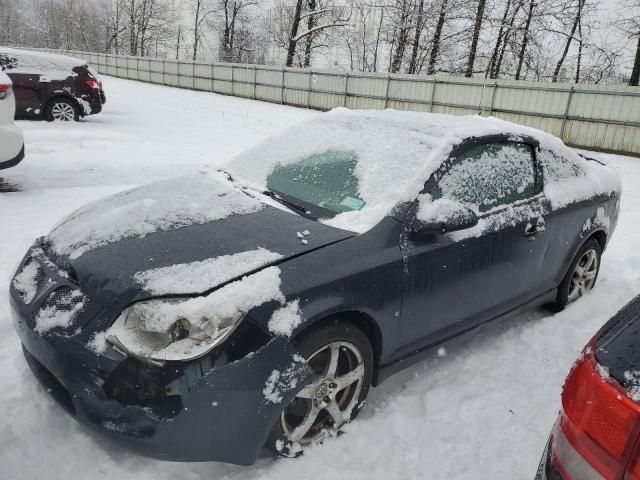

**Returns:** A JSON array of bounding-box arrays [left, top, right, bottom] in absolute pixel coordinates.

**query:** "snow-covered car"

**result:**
[[10, 110, 621, 465], [536, 294, 640, 480], [0, 70, 24, 170], [0, 47, 105, 122]]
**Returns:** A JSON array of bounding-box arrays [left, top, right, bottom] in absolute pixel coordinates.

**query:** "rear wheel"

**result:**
[[551, 238, 602, 311], [46, 98, 79, 122], [267, 320, 373, 457]]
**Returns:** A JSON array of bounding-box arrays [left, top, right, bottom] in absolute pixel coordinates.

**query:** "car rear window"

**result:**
[[596, 295, 640, 394]]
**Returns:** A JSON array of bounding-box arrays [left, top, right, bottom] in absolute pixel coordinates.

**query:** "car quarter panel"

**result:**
[[247, 217, 405, 365]]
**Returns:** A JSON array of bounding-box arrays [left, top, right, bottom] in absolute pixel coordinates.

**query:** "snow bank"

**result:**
[[134, 247, 283, 295], [227, 109, 619, 233], [47, 172, 264, 259]]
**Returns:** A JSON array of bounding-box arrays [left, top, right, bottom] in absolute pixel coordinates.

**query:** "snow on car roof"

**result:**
[[226, 108, 584, 233], [0, 47, 86, 77]]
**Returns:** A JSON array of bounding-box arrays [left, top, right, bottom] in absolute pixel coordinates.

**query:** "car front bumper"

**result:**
[[10, 247, 313, 465]]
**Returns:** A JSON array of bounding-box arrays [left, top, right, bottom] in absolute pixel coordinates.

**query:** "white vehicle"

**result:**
[[0, 70, 24, 170]]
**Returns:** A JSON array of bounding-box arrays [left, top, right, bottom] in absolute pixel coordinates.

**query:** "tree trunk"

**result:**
[[552, 0, 584, 83], [575, 12, 583, 83], [427, 0, 448, 75], [192, 0, 201, 61], [390, 0, 412, 73], [408, 0, 424, 74], [303, 0, 317, 68], [629, 34, 640, 86], [466, 0, 486, 77], [515, 0, 534, 80], [286, 0, 304, 67], [487, 0, 511, 78]]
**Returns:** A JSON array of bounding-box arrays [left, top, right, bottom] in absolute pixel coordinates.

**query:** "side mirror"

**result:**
[[411, 199, 479, 238]]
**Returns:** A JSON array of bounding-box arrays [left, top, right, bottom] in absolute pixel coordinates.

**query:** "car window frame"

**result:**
[[424, 134, 543, 217]]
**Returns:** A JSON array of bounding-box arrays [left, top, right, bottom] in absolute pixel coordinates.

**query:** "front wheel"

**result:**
[[46, 98, 79, 122], [266, 320, 373, 457], [550, 238, 602, 311]]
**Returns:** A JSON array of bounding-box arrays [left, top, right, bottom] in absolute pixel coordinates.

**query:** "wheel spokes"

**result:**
[[288, 405, 321, 442], [325, 344, 340, 377], [335, 363, 364, 392], [325, 400, 344, 426]]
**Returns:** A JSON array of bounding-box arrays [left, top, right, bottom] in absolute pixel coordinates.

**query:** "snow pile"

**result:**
[[48, 172, 264, 259], [87, 332, 108, 355], [34, 290, 85, 334], [268, 300, 303, 337], [12, 261, 40, 304], [263, 354, 306, 404], [0, 48, 84, 80], [624, 371, 640, 402], [227, 108, 617, 233], [134, 248, 283, 295]]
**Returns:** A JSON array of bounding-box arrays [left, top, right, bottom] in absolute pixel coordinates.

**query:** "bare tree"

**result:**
[[465, 0, 486, 77], [552, 0, 585, 82]]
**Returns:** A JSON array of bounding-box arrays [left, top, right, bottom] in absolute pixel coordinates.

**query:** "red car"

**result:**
[[0, 48, 105, 122], [537, 295, 640, 479]]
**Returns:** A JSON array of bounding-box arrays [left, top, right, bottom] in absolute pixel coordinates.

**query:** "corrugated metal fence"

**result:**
[[22, 48, 640, 156]]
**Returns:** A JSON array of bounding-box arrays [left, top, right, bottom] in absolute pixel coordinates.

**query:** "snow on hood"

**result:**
[[226, 108, 599, 233], [47, 172, 264, 259]]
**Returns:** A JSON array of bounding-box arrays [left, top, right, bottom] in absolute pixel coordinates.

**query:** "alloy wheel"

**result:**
[[280, 341, 365, 445], [51, 102, 76, 121], [568, 248, 599, 303]]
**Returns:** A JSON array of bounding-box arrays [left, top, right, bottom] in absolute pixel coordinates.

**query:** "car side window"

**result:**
[[0, 54, 17, 71], [431, 142, 537, 213]]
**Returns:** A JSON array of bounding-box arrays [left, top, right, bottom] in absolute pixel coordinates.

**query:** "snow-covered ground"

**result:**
[[1, 76, 639, 480]]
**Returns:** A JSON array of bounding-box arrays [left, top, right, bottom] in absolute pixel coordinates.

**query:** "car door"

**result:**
[[397, 136, 551, 353], [0, 53, 42, 116]]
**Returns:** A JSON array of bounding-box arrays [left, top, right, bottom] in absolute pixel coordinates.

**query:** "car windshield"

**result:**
[[265, 150, 366, 217]]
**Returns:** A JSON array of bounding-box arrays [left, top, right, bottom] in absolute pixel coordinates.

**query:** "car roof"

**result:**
[[227, 109, 575, 232], [0, 47, 86, 74]]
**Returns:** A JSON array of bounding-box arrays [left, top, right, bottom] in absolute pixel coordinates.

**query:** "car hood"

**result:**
[[44, 174, 354, 310]]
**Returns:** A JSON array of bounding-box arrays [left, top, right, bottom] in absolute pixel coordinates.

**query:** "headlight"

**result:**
[[106, 299, 244, 363]]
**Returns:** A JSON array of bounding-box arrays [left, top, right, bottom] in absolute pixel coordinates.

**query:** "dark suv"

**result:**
[[0, 48, 105, 122]]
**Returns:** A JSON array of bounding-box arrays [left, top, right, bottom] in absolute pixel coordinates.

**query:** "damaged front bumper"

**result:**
[[10, 248, 313, 465]]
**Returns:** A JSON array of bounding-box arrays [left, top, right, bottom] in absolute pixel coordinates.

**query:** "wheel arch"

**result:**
[[589, 229, 607, 251], [292, 309, 384, 386], [44, 93, 82, 117]]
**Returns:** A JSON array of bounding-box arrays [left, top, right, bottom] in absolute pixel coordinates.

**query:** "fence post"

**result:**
[[281, 68, 286, 105], [429, 79, 437, 112], [253, 65, 258, 100], [192, 61, 196, 90], [162, 59, 166, 86], [560, 86, 575, 141], [231, 65, 235, 96], [343, 72, 350, 108], [489, 82, 499, 116], [307, 70, 313, 109], [211, 64, 215, 93], [384, 74, 391, 109]]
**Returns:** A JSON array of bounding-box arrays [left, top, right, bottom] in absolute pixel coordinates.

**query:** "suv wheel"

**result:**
[[46, 98, 79, 122], [266, 320, 373, 458]]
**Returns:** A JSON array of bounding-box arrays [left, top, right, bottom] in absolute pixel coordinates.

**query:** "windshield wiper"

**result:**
[[263, 190, 315, 217]]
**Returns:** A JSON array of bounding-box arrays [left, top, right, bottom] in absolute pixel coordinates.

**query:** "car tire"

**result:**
[[45, 98, 79, 122], [550, 238, 602, 312], [266, 320, 374, 458]]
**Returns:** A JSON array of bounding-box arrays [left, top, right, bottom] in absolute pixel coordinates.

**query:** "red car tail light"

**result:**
[[551, 347, 640, 479], [0, 82, 12, 99], [86, 79, 102, 90]]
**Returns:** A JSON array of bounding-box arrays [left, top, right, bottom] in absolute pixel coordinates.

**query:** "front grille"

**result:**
[[33, 287, 89, 334]]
